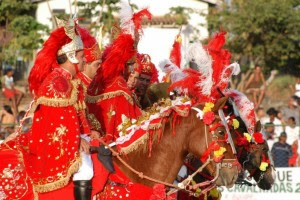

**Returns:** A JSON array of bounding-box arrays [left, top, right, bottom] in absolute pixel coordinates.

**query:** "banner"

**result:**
[[220, 167, 300, 200]]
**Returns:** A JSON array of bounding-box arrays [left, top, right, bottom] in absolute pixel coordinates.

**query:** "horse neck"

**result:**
[[114, 112, 196, 187], [186, 111, 208, 159]]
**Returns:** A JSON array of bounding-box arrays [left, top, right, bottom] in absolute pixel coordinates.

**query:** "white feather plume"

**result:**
[[158, 59, 186, 83], [224, 89, 255, 133], [218, 62, 241, 89], [185, 43, 213, 95], [119, 1, 134, 37], [158, 59, 173, 72]]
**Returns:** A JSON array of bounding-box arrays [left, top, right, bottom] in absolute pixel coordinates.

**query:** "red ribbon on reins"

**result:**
[[200, 141, 216, 163]]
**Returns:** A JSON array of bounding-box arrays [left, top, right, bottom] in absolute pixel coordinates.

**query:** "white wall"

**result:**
[[130, 0, 210, 39]]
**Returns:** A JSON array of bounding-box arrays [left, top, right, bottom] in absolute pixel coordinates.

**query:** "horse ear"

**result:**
[[255, 121, 262, 132], [213, 96, 229, 112]]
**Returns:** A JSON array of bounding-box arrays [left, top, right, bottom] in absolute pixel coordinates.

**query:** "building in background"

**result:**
[[32, 0, 219, 78]]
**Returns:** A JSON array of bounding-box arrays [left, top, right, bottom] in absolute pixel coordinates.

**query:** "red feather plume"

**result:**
[[169, 34, 182, 68], [28, 27, 71, 95], [88, 33, 136, 95], [132, 8, 152, 33], [206, 32, 231, 99], [77, 26, 96, 48]]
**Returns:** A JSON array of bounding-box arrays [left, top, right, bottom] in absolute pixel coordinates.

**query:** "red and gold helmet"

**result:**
[[29, 17, 84, 94], [77, 26, 101, 63], [135, 54, 158, 83]]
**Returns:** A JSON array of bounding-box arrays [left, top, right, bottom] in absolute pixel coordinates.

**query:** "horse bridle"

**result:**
[[227, 99, 275, 184], [174, 106, 240, 197]]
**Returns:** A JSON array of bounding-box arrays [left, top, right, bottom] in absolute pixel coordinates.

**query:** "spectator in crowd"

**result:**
[[0, 105, 15, 130], [16, 110, 26, 124], [245, 65, 266, 110], [293, 77, 300, 98], [261, 107, 283, 137], [1, 68, 24, 115], [285, 116, 300, 145], [256, 107, 266, 121], [0, 131, 5, 144], [271, 132, 292, 168], [264, 122, 276, 149], [281, 96, 299, 125], [289, 140, 298, 167], [276, 110, 284, 123]]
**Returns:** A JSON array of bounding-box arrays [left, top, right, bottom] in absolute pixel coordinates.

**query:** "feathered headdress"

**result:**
[[88, 1, 152, 95], [169, 33, 182, 68], [169, 32, 240, 103], [224, 89, 256, 134], [78, 26, 101, 63], [29, 17, 83, 95]]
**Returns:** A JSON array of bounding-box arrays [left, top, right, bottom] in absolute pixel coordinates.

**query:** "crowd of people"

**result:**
[[256, 95, 300, 167]]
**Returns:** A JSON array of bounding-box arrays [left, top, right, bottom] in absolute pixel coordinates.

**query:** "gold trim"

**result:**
[[86, 90, 134, 105], [120, 132, 149, 155], [33, 156, 82, 193], [87, 113, 102, 131], [35, 80, 80, 108]]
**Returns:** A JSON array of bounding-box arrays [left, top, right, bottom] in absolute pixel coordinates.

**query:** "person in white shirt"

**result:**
[[261, 107, 283, 138], [286, 116, 300, 145], [294, 77, 300, 98], [1, 68, 24, 114]]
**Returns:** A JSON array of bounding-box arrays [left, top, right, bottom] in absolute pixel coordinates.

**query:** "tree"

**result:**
[[207, 0, 300, 74], [0, 0, 48, 64]]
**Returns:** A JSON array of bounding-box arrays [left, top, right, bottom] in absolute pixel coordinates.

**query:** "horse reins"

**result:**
[[96, 107, 240, 197]]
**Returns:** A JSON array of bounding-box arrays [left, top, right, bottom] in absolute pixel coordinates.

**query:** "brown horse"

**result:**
[[222, 101, 276, 190], [112, 97, 239, 190]]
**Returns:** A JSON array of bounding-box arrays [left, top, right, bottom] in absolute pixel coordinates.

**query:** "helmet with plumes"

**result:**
[[29, 17, 83, 95], [135, 54, 158, 83], [88, 1, 152, 95], [77, 26, 101, 63]]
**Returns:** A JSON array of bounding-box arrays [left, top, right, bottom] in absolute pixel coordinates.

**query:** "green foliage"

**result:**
[[207, 0, 300, 74], [77, 0, 121, 34], [0, 0, 48, 64], [167, 6, 190, 25], [0, 0, 35, 25]]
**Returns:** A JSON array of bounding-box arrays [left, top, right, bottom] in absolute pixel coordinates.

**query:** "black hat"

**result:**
[[266, 107, 278, 116], [280, 132, 287, 138]]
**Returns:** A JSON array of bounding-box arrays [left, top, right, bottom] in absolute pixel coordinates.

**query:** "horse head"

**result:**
[[222, 100, 275, 190], [189, 97, 240, 188]]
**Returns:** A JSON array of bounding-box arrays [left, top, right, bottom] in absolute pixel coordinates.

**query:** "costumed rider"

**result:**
[[71, 26, 102, 200], [134, 53, 158, 109], [142, 32, 184, 107], [0, 17, 88, 200], [85, 1, 152, 195]]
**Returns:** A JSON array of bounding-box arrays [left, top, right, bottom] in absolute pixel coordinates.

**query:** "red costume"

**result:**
[[0, 18, 85, 199], [86, 3, 152, 196], [38, 26, 103, 200]]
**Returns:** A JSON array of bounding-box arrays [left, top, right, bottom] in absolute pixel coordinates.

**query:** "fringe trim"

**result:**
[[33, 156, 82, 193], [86, 90, 134, 105], [148, 123, 162, 130], [35, 80, 79, 108], [120, 132, 149, 155]]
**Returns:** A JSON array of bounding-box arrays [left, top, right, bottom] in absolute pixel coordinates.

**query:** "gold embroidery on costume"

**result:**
[[107, 105, 116, 123], [36, 80, 80, 108], [33, 155, 81, 193], [48, 125, 67, 160], [87, 113, 102, 131], [86, 90, 134, 105]]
